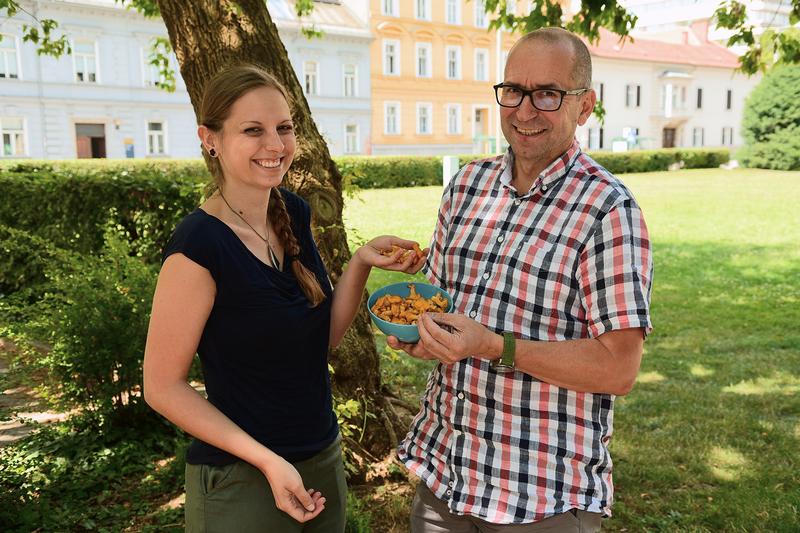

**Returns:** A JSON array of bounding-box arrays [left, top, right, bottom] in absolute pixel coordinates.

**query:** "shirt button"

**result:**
[[457, 392, 465, 400], [448, 481, 454, 487], [497, 235, 504, 243], [542, 185, 548, 191], [446, 489, 453, 496], [482, 272, 490, 280], [514, 198, 521, 206], [469, 309, 477, 318]]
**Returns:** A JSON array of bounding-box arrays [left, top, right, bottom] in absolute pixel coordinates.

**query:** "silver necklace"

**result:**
[[218, 192, 281, 270]]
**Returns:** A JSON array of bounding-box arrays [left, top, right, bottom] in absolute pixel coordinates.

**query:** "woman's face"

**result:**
[[204, 86, 296, 191]]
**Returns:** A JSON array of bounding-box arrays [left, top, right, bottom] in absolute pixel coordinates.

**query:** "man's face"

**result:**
[[500, 39, 594, 172]]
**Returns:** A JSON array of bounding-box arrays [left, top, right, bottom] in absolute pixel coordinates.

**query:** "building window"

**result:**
[[147, 121, 167, 155], [446, 0, 461, 24], [696, 87, 703, 109], [383, 39, 400, 76], [415, 0, 431, 21], [726, 89, 732, 110], [622, 126, 639, 146], [1, 117, 26, 156], [0, 34, 20, 79], [303, 61, 319, 95], [592, 81, 604, 102], [586, 127, 604, 150], [343, 64, 357, 97], [446, 104, 462, 135], [74, 40, 98, 83], [474, 48, 488, 81], [692, 127, 704, 147], [446, 46, 461, 80], [722, 126, 733, 145], [384, 102, 401, 135], [474, 0, 488, 28], [416, 103, 433, 135], [625, 84, 640, 108], [344, 124, 359, 154], [416, 42, 432, 78], [382, 0, 398, 16]]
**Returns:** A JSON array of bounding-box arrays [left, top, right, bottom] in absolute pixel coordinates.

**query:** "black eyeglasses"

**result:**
[[493, 83, 589, 111]]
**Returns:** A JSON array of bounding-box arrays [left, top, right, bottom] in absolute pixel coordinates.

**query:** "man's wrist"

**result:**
[[483, 332, 504, 361]]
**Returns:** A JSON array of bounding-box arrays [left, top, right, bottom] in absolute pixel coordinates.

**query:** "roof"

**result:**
[[267, 0, 367, 31], [585, 27, 741, 69]]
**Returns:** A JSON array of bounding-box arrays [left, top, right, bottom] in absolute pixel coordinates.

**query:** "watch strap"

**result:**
[[491, 332, 515, 372]]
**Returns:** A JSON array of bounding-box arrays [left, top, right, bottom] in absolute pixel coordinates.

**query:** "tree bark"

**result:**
[[155, 0, 404, 457]]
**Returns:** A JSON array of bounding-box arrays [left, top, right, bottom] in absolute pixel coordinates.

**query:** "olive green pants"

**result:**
[[184, 437, 346, 533]]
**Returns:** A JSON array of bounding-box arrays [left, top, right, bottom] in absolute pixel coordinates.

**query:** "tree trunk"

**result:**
[[155, 0, 405, 458]]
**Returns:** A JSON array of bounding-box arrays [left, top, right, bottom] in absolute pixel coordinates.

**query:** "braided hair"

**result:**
[[199, 64, 326, 306], [269, 189, 326, 306]]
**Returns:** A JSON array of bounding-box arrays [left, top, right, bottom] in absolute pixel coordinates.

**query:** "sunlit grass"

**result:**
[[708, 446, 748, 481], [637, 371, 666, 383], [343, 168, 800, 531], [723, 372, 800, 396]]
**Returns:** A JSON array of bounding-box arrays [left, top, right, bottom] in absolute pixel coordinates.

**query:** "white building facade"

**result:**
[[0, 0, 371, 159], [576, 26, 759, 152]]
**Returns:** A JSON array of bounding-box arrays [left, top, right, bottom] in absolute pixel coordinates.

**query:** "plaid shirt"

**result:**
[[398, 139, 653, 524]]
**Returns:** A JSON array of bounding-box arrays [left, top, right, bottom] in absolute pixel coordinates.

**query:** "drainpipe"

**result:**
[[34, 0, 48, 158], [494, 27, 502, 154]]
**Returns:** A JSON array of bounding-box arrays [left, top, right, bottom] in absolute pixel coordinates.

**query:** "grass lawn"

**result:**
[[344, 168, 800, 532]]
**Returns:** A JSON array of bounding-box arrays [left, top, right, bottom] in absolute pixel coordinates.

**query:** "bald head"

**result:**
[[507, 27, 592, 89]]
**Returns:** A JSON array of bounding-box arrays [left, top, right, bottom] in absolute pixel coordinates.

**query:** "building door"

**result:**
[[662, 127, 676, 148], [76, 123, 107, 158], [473, 108, 489, 153]]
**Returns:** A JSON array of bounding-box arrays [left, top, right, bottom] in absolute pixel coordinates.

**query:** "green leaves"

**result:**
[[0, 0, 72, 58], [146, 37, 177, 93], [714, 0, 800, 74], [487, 0, 637, 45]]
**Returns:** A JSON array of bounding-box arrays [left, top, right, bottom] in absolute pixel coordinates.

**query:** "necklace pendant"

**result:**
[[267, 243, 281, 270]]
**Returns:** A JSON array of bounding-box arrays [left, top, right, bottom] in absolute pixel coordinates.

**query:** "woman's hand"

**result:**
[[355, 235, 428, 274], [261, 455, 326, 523]]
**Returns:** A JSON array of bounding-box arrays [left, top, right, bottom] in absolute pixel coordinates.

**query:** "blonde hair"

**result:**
[[199, 64, 326, 307]]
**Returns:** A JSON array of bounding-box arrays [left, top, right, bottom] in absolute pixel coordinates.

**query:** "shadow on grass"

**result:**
[[609, 241, 799, 532]]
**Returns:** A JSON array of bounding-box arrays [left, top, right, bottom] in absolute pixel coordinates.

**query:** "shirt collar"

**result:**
[[499, 138, 582, 195]]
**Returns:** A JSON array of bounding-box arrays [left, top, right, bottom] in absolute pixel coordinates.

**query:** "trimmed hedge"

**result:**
[[336, 155, 442, 189], [0, 160, 206, 263], [0, 148, 729, 264]]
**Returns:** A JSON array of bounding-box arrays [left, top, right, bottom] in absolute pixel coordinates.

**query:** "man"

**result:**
[[389, 27, 653, 532]]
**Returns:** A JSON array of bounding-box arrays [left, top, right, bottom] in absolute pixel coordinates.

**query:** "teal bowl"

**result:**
[[368, 282, 454, 343]]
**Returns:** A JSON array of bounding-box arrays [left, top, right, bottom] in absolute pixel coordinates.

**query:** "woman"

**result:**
[[143, 65, 424, 532]]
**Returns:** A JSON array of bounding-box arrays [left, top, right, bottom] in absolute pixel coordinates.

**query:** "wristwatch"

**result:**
[[490, 332, 516, 373]]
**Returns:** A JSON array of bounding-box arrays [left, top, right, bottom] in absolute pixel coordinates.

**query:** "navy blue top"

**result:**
[[162, 188, 337, 465]]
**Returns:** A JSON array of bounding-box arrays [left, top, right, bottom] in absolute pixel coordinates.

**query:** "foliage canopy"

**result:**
[[739, 64, 800, 170]]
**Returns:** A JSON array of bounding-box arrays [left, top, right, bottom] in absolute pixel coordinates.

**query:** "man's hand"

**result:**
[[387, 313, 503, 364]]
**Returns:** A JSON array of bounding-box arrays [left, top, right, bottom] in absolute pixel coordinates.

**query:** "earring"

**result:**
[[208, 147, 217, 158]]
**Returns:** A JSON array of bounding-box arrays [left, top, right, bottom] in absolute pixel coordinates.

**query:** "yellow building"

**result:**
[[367, 0, 518, 155]]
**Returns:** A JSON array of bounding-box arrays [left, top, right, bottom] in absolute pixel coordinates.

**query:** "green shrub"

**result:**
[[587, 149, 678, 173], [336, 155, 442, 188], [739, 127, 800, 170], [344, 492, 373, 533], [0, 225, 71, 297], [740, 64, 800, 170], [25, 231, 157, 417], [679, 148, 731, 169], [0, 160, 206, 262]]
